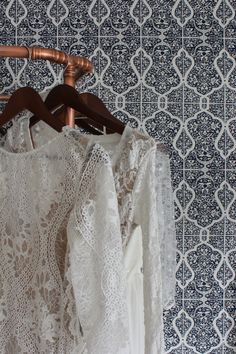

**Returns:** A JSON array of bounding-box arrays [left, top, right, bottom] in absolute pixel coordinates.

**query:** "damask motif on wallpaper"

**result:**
[[0, 0, 236, 353]]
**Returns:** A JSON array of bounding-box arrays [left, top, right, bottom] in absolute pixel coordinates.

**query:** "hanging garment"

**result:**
[[78, 124, 177, 354], [3, 117, 176, 354], [0, 123, 129, 354]]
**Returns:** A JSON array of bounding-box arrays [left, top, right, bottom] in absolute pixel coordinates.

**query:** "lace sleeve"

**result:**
[[133, 147, 164, 354], [67, 144, 129, 354], [133, 146, 176, 353], [155, 149, 176, 310]]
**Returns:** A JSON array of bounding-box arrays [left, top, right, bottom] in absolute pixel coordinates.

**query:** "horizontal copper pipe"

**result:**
[[0, 95, 11, 101], [0, 46, 29, 59], [0, 46, 94, 74]]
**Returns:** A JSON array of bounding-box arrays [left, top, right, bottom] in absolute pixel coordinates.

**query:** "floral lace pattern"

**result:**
[[0, 130, 129, 354], [113, 129, 155, 247], [67, 144, 129, 354], [111, 130, 176, 353]]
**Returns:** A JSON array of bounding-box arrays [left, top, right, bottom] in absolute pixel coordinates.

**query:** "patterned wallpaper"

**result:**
[[0, 1, 236, 353]]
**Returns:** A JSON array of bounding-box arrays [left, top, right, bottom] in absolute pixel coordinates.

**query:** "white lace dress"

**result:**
[[81, 124, 176, 354], [3, 118, 176, 354], [0, 122, 129, 354]]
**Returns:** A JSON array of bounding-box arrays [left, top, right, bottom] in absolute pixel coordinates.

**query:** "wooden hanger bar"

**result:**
[[0, 45, 94, 127]]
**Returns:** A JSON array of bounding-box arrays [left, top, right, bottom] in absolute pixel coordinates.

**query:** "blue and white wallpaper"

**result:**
[[0, 1, 236, 353]]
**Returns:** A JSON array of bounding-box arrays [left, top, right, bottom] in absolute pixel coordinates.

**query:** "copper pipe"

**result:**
[[0, 46, 29, 59], [64, 65, 77, 127], [0, 45, 94, 127], [0, 95, 11, 101], [0, 46, 94, 74]]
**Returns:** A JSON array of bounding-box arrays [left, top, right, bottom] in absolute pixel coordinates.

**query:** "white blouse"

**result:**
[[3, 118, 176, 354], [0, 123, 129, 354]]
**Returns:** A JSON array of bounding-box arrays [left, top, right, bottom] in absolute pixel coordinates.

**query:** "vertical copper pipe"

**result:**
[[63, 65, 77, 127]]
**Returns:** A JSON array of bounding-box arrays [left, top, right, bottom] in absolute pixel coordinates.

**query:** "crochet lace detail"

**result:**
[[112, 130, 176, 353], [67, 144, 129, 354], [0, 131, 86, 353]]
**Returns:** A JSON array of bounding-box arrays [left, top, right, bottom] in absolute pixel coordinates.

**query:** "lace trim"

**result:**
[[132, 147, 165, 354], [67, 144, 129, 354]]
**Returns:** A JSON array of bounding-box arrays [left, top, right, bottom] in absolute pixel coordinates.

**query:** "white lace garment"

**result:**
[[3, 117, 177, 354], [0, 123, 129, 354]]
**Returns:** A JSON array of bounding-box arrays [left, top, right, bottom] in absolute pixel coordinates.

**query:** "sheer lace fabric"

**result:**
[[0, 125, 129, 354], [68, 126, 176, 354], [155, 150, 176, 310], [3, 118, 176, 354], [67, 145, 129, 354], [0, 129, 85, 353]]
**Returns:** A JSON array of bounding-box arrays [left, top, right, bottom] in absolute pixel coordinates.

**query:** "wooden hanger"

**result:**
[[51, 105, 102, 135], [77, 92, 123, 133], [0, 87, 64, 132], [29, 84, 125, 134]]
